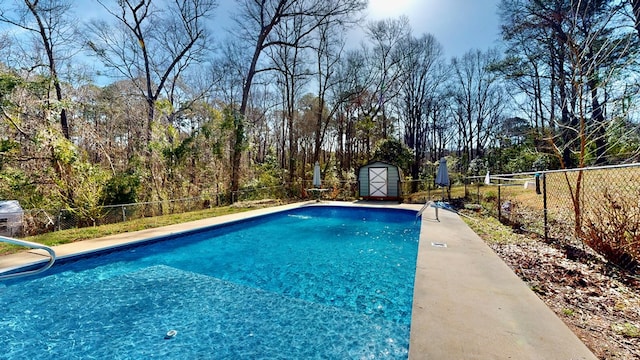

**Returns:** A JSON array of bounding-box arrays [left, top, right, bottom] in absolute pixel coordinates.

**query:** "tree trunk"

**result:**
[[586, 47, 607, 165], [27, 0, 70, 139]]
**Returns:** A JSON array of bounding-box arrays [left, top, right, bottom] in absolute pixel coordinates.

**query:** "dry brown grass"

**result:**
[[545, 168, 640, 215]]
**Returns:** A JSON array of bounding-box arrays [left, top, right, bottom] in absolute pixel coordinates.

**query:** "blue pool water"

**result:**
[[0, 205, 421, 359]]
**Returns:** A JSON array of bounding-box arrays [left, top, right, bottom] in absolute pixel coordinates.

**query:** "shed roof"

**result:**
[[357, 160, 403, 176]]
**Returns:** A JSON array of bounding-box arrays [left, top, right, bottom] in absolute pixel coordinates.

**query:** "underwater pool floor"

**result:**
[[3, 265, 407, 358], [1, 201, 597, 359]]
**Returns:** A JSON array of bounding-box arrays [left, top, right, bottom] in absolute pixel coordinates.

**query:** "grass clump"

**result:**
[[611, 322, 640, 338], [463, 213, 528, 245]]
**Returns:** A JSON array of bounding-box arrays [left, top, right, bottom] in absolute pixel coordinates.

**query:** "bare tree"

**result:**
[[0, 0, 76, 139], [0, 32, 11, 56], [500, 0, 638, 167], [331, 48, 373, 172], [365, 16, 411, 139], [265, 14, 311, 183], [499, 0, 576, 165], [631, 0, 640, 40], [228, 0, 366, 195], [500, 0, 640, 241], [86, 0, 217, 148], [211, 39, 247, 106], [310, 21, 346, 164], [397, 33, 447, 185], [340, 46, 382, 158], [451, 48, 506, 169], [498, 1, 553, 136], [554, 0, 636, 234]]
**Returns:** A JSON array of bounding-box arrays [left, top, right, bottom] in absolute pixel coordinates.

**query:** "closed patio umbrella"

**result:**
[[435, 158, 449, 187], [435, 158, 449, 200], [312, 161, 321, 188]]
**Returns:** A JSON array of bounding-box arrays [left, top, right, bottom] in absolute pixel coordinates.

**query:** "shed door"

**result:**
[[369, 167, 388, 197]]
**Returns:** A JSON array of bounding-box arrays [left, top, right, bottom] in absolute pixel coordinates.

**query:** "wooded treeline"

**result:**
[[1, 0, 640, 212]]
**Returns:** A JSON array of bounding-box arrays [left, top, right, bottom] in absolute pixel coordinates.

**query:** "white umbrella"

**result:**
[[484, 171, 491, 185], [435, 158, 449, 200], [312, 161, 321, 188]]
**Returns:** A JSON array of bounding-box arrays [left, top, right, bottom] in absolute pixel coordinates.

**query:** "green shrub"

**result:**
[[483, 190, 497, 202], [611, 322, 640, 338], [102, 170, 141, 205]]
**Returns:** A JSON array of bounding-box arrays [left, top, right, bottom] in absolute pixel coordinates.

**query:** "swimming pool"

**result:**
[[0, 205, 421, 359]]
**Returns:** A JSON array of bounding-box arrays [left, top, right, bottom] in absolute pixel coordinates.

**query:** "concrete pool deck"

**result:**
[[1, 201, 596, 359]]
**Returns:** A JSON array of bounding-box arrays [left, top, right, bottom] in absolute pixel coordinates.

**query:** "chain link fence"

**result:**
[[463, 172, 544, 234], [17, 180, 357, 236], [26, 162, 638, 248], [463, 163, 640, 271], [15, 176, 442, 237], [23, 196, 220, 236]]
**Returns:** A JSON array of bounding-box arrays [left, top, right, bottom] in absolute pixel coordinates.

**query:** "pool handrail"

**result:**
[[0, 235, 56, 280], [417, 200, 439, 221]]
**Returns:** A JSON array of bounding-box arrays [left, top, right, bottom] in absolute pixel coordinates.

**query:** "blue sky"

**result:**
[[364, 0, 502, 58], [3, 0, 502, 57], [2, 0, 503, 70], [214, 0, 503, 59]]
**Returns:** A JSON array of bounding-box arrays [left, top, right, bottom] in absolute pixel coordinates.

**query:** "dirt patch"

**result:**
[[465, 212, 640, 359]]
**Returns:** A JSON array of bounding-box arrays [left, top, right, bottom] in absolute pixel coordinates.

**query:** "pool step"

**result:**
[[1, 265, 409, 359]]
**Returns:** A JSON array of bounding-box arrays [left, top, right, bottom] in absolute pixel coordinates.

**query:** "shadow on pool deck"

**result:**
[[1, 201, 596, 359]]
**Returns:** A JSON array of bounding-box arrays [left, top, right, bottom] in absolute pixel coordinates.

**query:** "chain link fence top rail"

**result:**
[[544, 164, 640, 239], [463, 172, 544, 234]]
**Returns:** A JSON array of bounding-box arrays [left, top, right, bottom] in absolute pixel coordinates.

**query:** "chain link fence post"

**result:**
[[543, 173, 548, 241], [497, 179, 502, 222]]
